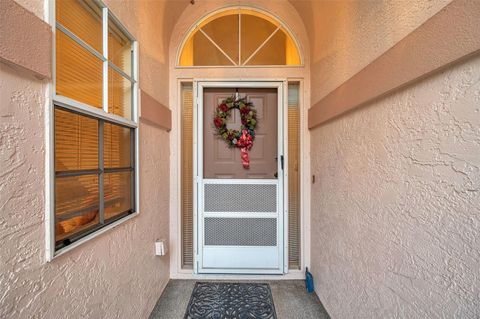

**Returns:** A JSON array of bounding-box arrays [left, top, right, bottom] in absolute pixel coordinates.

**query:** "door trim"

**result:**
[[193, 80, 288, 274]]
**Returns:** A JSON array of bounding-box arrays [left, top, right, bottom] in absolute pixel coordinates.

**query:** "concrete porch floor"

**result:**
[[149, 280, 330, 319]]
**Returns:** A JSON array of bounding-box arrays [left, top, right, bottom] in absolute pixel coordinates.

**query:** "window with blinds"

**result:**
[[288, 82, 301, 269], [52, 0, 137, 253], [181, 83, 194, 268]]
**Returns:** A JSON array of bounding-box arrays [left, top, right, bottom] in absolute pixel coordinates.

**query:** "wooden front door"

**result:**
[[203, 88, 278, 179], [195, 82, 285, 274]]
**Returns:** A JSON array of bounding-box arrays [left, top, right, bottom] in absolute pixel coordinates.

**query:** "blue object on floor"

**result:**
[[305, 267, 315, 293]]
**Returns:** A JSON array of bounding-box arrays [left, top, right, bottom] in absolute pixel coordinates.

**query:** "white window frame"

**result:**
[[45, 0, 139, 261]]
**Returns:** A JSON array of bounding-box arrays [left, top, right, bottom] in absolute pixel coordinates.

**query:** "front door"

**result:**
[[195, 81, 286, 274]]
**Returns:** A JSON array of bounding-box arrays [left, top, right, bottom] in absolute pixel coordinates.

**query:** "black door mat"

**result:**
[[184, 282, 277, 319]]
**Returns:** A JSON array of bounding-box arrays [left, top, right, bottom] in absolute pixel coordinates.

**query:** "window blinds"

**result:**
[[54, 0, 134, 248]]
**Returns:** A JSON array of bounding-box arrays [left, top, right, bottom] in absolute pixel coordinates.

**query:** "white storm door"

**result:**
[[194, 82, 286, 274]]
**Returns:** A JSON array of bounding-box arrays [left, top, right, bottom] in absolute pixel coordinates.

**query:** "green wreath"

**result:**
[[213, 96, 257, 147]]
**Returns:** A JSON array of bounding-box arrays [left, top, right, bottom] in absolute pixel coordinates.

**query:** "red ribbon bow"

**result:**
[[236, 129, 253, 168]]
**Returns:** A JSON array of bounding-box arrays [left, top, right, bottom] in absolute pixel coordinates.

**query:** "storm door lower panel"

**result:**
[[199, 180, 283, 274]]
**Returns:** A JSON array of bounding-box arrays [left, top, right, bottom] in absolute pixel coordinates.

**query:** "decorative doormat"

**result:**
[[184, 282, 277, 319]]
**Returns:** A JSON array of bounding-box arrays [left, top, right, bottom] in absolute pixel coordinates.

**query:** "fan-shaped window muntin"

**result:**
[[178, 8, 302, 67]]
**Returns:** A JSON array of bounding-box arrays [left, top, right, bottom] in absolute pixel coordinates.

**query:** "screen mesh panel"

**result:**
[[204, 218, 276, 246], [181, 83, 194, 268], [288, 82, 301, 269], [204, 184, 277, 212]]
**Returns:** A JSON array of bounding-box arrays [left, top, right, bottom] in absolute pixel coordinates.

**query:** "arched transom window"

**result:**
[[178, 8, 302, 67]]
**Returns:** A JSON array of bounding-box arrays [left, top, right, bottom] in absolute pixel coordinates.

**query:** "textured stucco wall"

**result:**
[[291, 0, 451, 103], [0, 1, 173, 318], [0, 0, 52, 79], [310, 53, 480, 318], [302, 0, 480, 317]]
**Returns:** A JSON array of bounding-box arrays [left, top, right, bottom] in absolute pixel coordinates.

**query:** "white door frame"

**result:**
[[193, 80, 289, 274]]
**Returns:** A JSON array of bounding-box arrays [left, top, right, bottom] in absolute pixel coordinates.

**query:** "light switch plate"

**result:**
[[155, 240, 167, 256]]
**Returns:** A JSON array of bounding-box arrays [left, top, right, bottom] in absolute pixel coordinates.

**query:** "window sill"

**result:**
[[46, 212, 139, 262]]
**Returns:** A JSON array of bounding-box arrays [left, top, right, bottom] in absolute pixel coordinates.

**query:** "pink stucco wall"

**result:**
[[310, 52, 480, 319], [302, 0, 480, 317], [291, 0, 451, 104], [0, 1, 174, 318], [0, 0, 51, 79]]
